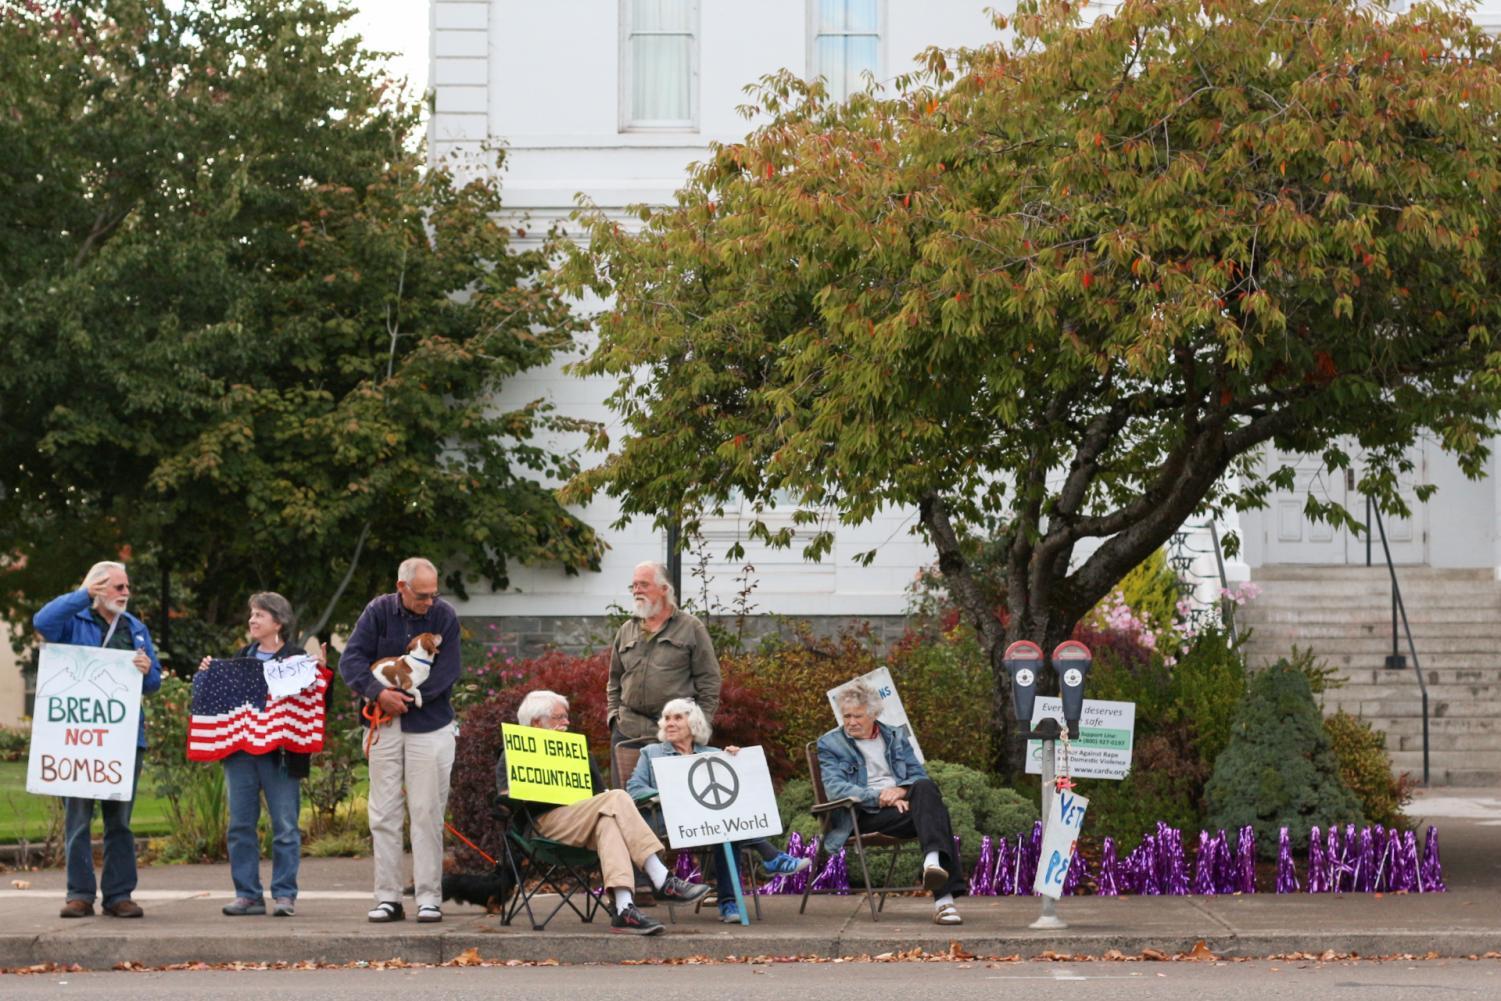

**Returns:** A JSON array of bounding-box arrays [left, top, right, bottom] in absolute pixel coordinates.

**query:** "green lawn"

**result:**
[[0, 761, 175, 842]]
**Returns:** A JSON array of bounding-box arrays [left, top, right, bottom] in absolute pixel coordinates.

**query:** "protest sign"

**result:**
[[826, 666, 925, 762], [1025, 697, 1135, 780], [1034, 788, 1090, 899], [500, 723, 594, 806], [27, 644, 142, 801], [654, 746, 782, 850]]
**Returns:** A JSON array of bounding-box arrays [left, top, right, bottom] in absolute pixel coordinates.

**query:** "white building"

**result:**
[[430, 1, 1501, 782]]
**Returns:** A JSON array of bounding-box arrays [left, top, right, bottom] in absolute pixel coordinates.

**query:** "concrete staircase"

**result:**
[[1237, 565, 1501, 786]]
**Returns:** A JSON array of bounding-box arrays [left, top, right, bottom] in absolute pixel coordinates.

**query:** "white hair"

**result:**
[[657, 698, 711, 744], [834, 679, 884, 718], [634, 560, 677, 608], [397, 557, 438, 585], [82, 561, 126, 589], [517, 690, 568, 728]]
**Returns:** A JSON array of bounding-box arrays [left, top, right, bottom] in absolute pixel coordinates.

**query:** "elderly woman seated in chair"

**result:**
[[816, 679, 966, 925], [626, 697, 809, 923], [495, 689, 709, 935]]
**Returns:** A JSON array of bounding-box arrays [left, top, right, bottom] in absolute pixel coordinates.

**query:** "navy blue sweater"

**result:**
[[337, 593, 462, 733]]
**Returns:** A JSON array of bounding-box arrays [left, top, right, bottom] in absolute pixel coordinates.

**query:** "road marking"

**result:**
[[0, 890, 373, 901]]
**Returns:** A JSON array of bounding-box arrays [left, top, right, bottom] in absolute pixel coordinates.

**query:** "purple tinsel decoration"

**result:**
[[991, 834, 1016, 896], [1327, 825, 1346, 894], [1421, 826, 1446, 893], [1016, 822, 1042, 895], [808, 847, 849, 894], [1275, 827, 1300, 893], [673, 850, 701, 883], [1209, 830, 1234, 894], [1062, 843, 1088, 896], [1353, 826, 1374, 892], [1402, 829, 1422, 892], [1192, 830, 1216, 895], [1306, 826, 1328, 893], [1236, 826, 1257, 894], [1133, 834, 1160, 895], [1387, 828, 1410, 891], [969, 836, 996, 896], [1157, 824, 1190, 896], [1097, 837, 1119, 897]]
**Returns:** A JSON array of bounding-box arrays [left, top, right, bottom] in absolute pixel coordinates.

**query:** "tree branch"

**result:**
[[300, 521, 371, 642]]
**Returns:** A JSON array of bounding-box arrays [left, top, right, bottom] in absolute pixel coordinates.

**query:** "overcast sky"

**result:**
[[346, 1, 430, 100]]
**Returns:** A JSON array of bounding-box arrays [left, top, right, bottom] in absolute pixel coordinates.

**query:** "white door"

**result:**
[[1260, 444, 1427, 566]]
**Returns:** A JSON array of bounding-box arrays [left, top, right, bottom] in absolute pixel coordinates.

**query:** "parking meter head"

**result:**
[[1002, 640, 1044, 724], [1051, 640, 1093, 739]]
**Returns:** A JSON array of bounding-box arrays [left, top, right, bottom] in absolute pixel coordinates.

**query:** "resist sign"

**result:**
[[1033, 788, 1090, 900], [27, 644, 143, 801], [500, 723, 594, 806], [654, 747, 783, 849]]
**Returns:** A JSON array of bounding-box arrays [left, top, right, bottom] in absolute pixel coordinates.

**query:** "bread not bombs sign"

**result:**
[[27, 644, 143, 801], [500, 723, 594, 806]]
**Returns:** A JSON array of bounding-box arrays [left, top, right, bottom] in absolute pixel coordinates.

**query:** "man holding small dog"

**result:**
[[339, 557, 462, 923]]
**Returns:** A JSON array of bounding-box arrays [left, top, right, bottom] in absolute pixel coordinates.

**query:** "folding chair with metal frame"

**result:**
[[610, 736, 764, 921], [798, 740, 923, 922], [493, 795, 612, 931]]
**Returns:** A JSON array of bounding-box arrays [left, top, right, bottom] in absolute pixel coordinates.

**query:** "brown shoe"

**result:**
[[103, 899, 143, 918], [60, 899, 94, 918]]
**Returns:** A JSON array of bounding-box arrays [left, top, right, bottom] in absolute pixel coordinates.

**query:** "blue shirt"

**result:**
[[32, 588, 163, 749], [625, 740, 713, 798], [337, 592, 462, 733]]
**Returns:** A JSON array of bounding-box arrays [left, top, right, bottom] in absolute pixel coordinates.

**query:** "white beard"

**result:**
[[99, 596, 129, 617], [634, 596, 663, 620]]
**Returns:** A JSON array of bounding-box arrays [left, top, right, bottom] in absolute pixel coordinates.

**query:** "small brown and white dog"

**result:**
[[371, 633, 441, 709]]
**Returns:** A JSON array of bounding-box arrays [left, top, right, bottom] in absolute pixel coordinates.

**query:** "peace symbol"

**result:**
[[687, 756, 740, 811]]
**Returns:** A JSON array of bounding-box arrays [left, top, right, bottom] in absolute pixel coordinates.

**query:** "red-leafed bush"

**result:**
[[447, 645, 788, 867]]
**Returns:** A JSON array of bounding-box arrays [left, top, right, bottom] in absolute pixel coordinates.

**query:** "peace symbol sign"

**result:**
[[687, 756, 740, 811]]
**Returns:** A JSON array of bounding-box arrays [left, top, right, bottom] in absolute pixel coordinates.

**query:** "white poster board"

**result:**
[[826, 666, 925, 763], [27, 644, 143, 801], [1034, 788, 1089, 899], [653, 747, 783, 849], [1025, 697, 1135, 780]]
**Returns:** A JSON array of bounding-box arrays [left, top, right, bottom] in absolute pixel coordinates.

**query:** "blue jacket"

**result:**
[[338, 592, 462, 733], [815, 721, 928, 853], [625, 740, 712, 798], [33, 588, 163, 749]]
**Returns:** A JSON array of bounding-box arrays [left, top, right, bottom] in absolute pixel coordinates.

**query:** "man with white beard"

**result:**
[[33, 560, 162, 919], [606, 561, 721, 747]]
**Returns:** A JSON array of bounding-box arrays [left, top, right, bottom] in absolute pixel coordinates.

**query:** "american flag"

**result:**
[[187, 658, 331, 762]]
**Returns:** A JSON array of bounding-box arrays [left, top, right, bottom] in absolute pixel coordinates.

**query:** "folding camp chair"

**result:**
[[493, 795, 612, 930], [799, 740, 923, 921], [611, 736, 763, 920]]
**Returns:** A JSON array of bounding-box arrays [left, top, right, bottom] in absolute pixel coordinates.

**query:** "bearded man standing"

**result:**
[[605, 561, 721, 747]]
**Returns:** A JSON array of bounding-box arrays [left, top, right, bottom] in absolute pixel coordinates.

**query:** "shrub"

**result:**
[[0, 724, 27, 762], [1115, 548, 1182, 639], [1072, 733, 1207, 844], [1205, 660, 1365, 856], [143, 675, 229, 862], [885, 624, 997, 773], [1324, 710, 1414, 830], [446, 646, 787, 867], [777, 759, 1037, 885]]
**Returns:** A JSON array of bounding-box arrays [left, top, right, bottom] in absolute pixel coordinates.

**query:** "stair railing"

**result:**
[[1364, 493, 1430, 786]]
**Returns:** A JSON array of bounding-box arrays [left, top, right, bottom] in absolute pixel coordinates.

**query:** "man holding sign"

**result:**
[[495, 690, 709, 936], [32, 561, 162, 920]]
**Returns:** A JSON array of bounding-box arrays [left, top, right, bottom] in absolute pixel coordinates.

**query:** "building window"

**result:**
[[809, 0, 882, 102], [621, 0, 699, 130]]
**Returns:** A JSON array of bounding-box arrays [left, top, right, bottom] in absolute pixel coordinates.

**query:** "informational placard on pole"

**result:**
[[27, 644, 143, 801], [500, 723, 594, 806], [1034, 788, 1089, 899], [1025, 697, 1135, 780], [653, 747, 783, 849], [826, 666, 925, 763]]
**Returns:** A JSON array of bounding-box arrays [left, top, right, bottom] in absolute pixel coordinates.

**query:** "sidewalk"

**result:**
[[1, 788, 1496, 970]]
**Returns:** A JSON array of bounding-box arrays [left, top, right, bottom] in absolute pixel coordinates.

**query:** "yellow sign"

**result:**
[[500, 723, 594, 806]]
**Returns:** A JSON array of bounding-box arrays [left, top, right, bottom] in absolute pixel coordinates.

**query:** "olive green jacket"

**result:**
[[606, 610, 722, 741]]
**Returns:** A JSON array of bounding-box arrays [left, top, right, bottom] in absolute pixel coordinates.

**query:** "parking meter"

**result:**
[[1051, 640, 1093, 739], [1002, 640, 1044, 725]]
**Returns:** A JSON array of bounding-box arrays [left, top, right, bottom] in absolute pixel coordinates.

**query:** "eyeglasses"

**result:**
[[628, 582, 657, 593], [404, 585, 441, 601], [111, 584, 131, 592]]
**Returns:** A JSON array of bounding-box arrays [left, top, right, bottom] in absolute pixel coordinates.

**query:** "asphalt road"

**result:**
[[3, 959, 1498, 1000]]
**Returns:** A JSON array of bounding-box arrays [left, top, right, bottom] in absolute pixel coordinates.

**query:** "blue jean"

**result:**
[[223, 751, 303, 900], [64, 756, 144, 906]]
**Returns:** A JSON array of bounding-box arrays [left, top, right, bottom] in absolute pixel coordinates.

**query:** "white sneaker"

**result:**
[[416, 904, 443, 923]]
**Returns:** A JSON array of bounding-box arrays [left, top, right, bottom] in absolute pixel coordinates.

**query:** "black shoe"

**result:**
[[611, 903, 664, 935], [657, 875, 711, 904]]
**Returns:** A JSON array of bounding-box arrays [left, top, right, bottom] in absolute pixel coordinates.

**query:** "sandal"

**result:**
[[932, 903, 963, 926]]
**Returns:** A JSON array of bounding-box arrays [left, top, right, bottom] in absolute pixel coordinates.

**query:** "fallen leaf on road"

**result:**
[[1140, 948, 1169, 962], [1186, 940, 1216, 961], [10, 880, 30, 889], [449, 948, 483, 967], [948, 942, 975, 960]]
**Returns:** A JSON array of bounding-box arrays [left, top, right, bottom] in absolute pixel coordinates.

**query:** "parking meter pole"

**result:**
[[723, 843, 750, 925], [1030, 735, 1067, 930]]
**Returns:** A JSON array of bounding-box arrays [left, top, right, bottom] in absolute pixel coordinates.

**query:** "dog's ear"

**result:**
[[405, 635, 421, 653], [431, 633, 442, 649]]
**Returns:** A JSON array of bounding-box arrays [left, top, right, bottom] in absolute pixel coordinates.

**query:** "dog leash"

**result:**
[[445, 821, 498, 866], [361, 700, 392, 754]]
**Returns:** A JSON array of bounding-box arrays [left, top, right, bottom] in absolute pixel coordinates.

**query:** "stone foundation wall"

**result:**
[[462, 614, 913, 660]]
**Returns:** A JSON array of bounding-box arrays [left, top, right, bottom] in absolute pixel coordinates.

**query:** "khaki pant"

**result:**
[[366, 723, 455, 909], [532, 789, 663, 891]]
